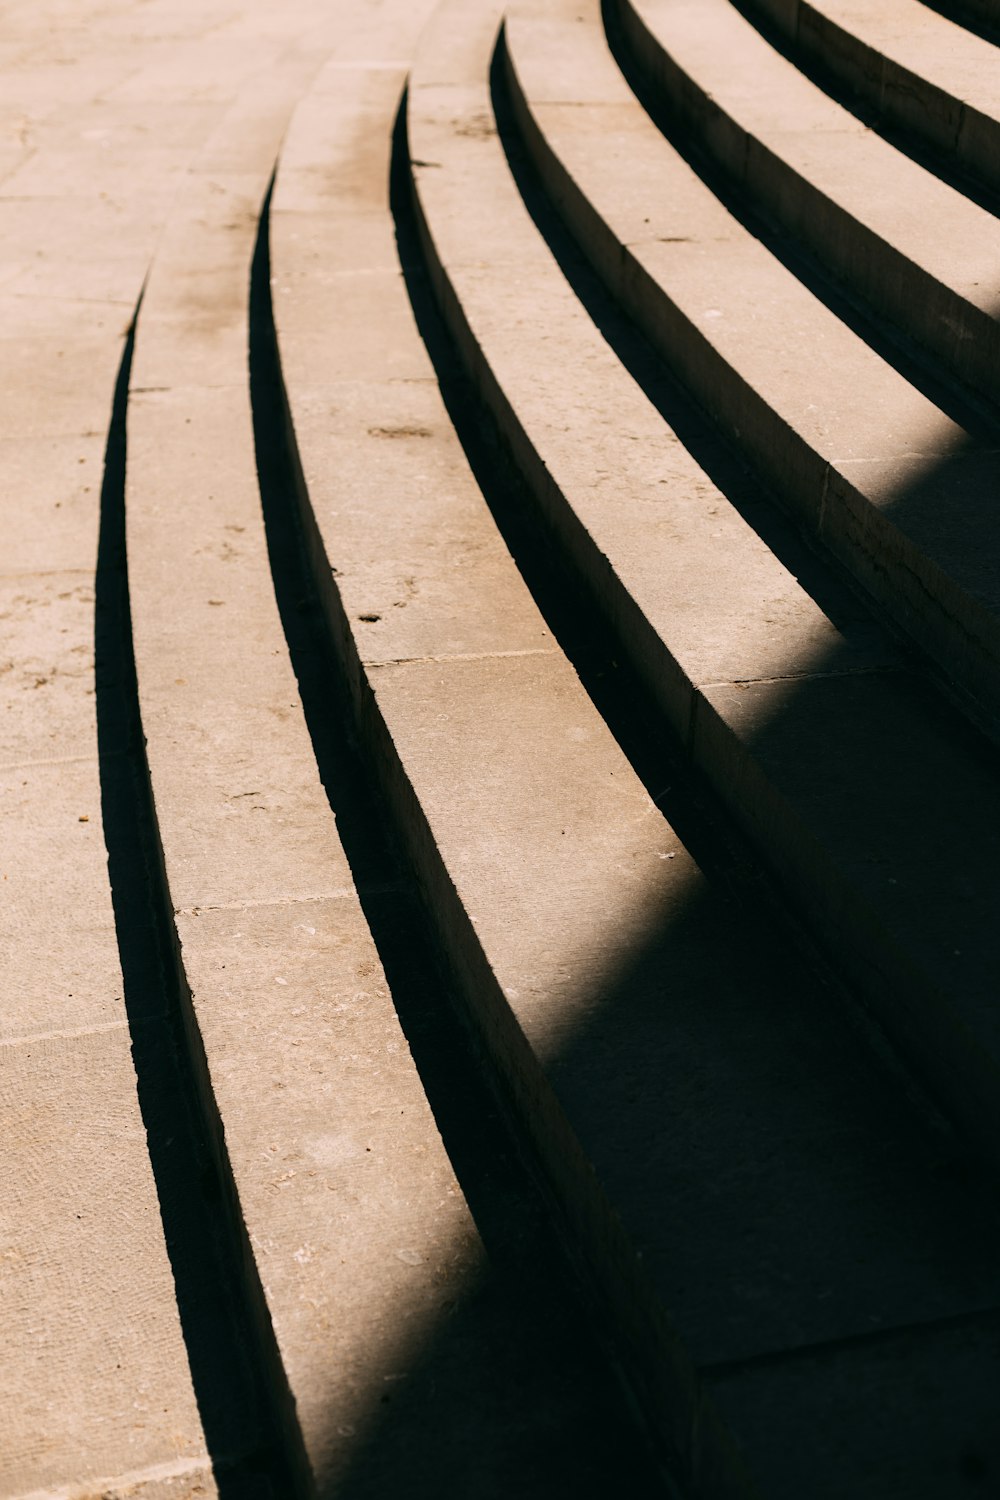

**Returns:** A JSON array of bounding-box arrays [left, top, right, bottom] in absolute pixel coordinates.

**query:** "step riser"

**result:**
[[615, 0, 1000, 418], [743, 0, 1000, 198], [507, 15, 1000, 739], [426, 31, 1000, 1180], [272, 245, 749, 1495]]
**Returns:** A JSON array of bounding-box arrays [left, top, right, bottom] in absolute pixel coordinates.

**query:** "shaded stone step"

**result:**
[[741, 0, 1000, 198], [271, 0, 1000, 1494], [504, 0, 1000, 739], [423, 0, 1000, 1178], [615, 0, 1000, 412], [125, 15, 662, 1499]]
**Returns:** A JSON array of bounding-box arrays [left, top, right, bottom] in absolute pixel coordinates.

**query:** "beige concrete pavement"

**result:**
[[10, 0, 1000, 1494]]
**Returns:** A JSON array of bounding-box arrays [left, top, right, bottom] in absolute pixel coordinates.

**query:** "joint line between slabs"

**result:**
[[365, 646, 558, 668], [176, 882, 405, 916], [701, 664, 900, 689], [0, 1017, 130, 1051]]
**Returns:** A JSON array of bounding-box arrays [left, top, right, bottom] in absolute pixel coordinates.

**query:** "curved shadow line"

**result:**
[[726, 0, 1000, 221], [248, 166, 667, 1500], [600, 0, 1000, 440], [917, 0, 1000, 47], [94, 303, 307, 1499]]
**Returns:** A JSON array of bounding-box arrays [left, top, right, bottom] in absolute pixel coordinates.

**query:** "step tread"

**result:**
[[275, 0, 1000, 1489], [748, 0, 1000, 178], [0, 1024, 216, 1500], [0, 18, 232, 1497], [123, 30, 509, 1491], [624, 0, 1000, 394], [488, 0, 1000, 1134], [509, 0, 1000, 728]]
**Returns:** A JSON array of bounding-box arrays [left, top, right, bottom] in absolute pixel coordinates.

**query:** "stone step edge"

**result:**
[[123, 273, 316, 1500], [740, 0, 1000, 200], [507, 8, 1000, 744], [614, 0, 1000, 419], [935, 0, 1000, 40], [413, 20, 1000, 1175], [118, 35, 356, 1493], [266, 158, 761, 1500]]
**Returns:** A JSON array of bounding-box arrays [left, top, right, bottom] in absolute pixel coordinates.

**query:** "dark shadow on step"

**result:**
[[485, 5, 1000, 1158], [95, 306, 301, 1499], [915, 0, 1000, 47], [601, 0, 1000, 439], [248, 64, 1000, 1500], [726, 0, 1000, 219], [248, 180, 666, 1500]]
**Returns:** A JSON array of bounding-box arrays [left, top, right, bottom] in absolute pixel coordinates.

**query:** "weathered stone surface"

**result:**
[[125, 20, 654, 1492], [0, 1029, 211, 1498], [12, 0, 1000, 1492], [0, 3, 384, 1494]]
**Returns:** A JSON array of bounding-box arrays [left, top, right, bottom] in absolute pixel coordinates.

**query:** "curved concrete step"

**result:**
[[505, 0, 1000, 741], [1, 324, 215, 1493], [930, 0, 1000, 36], [741, 0, 1000, 198], [127, 8, 666, 1498], [125, 30, 393, 1495], [0, 1, 318, 1491], [485, 0, 1000, 1166], [273, 0, 1000, 1493], [615, 0, 1000, 411]]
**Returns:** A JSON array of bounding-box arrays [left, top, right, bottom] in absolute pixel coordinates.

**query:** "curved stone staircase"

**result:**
[[5, 0, 1000, 1496]]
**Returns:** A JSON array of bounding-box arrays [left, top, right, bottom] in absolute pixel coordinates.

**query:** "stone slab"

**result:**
[[625, 0, 1000, 387], [0, 1, 382, 1492], [175, 898, 480, 1491], [750, 0, 1000, 197], [0, 574, 98, 767], [127, 383, 354, 913], [505, 0, 1000, 725], [0, 335, 124, 441], [0, 432, 107, 579], [0, 757, 127, 1044], [282, 377, 557, 667], [128, 173, 268, 394], [0, 1028, 208, 1498]]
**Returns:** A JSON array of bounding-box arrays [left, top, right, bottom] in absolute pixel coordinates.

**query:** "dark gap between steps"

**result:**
[[497, 18, 1000, 750], [602, 0, 1000, 442], [727, 0, 1000, 222], [417, 39, 982, 1155], [489, 17, 1000, 1130], [247, 174, 666, 1500], [488, 23, 900, 659], [913, 0, 1000, 49], [395, 82, 1000, 1499], [94, 309, 298, 1498]]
